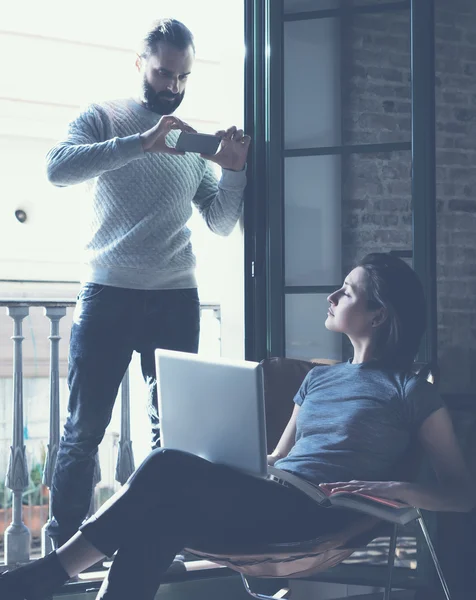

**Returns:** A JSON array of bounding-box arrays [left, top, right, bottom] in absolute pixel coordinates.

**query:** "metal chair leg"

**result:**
[[241, 574, 290, 600], [383, 524, 398, 600], [417, 510, 452, 600]]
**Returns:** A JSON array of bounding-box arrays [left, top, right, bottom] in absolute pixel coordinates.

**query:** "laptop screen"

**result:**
[[155, 349, 268, 478]]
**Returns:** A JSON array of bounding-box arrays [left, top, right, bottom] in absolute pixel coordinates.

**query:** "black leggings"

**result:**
[[80, 449, 353, 600]]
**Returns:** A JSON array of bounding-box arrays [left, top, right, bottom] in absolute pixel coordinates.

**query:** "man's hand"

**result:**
[[202, 126, 251, 171], [140, 116, 196, 155]]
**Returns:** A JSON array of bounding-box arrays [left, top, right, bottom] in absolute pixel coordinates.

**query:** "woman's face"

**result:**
[[325, 267, 380, 339]]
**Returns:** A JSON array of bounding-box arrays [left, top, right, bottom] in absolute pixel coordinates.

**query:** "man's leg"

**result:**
[[47, 284, 136, 547], [138, 288, 200, 447]]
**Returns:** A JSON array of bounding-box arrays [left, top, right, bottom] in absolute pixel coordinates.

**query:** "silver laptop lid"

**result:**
[[155, 349, 268, 477]]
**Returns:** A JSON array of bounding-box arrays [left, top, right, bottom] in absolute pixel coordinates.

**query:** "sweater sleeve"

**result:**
[[46, 105, 145, 187], [192, 162, 246, 236]]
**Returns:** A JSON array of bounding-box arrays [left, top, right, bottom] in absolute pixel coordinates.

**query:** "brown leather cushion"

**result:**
[[186, 514, 381, 578]]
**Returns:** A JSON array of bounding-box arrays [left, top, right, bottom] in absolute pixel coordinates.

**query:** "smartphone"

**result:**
[[175, 132, 221, 155]]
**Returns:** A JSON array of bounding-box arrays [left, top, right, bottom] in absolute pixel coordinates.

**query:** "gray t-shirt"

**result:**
[[275, 361, 443, 486]]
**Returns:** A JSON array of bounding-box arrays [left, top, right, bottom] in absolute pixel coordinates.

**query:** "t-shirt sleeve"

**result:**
[[403, 375, 444, 431], [293, 369, 312, 406]]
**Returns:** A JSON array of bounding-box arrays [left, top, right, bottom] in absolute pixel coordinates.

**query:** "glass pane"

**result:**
[[341, 151, 412, 274], [284, 19, 341, 149], [342, 8, 411, 145], [285, 294, 342, 361], [350, 0, 408, 6], [284, 0, 404, 14], [284, 0, 340, 12], [285, 156, 341, 286]]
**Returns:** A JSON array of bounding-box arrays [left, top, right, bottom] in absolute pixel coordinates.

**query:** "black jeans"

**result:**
[[80, 449, 355, 600], [47, 284, 200, 545]]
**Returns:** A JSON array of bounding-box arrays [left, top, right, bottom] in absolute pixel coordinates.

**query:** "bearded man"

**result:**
[[45, 17, 250, 549]]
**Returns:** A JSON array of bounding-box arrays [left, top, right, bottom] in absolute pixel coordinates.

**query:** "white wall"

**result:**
[[0, 0, 245, 356]]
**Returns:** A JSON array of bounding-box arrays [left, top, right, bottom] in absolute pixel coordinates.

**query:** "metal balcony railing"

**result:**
[[0, 298, 221, 566]]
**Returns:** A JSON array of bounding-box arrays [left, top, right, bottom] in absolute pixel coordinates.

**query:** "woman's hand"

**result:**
[[267, 450, 286, 466], [320, 480, 412, 504]]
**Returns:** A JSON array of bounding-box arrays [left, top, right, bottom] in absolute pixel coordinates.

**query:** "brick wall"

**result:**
[[341, 0, 476, 395]]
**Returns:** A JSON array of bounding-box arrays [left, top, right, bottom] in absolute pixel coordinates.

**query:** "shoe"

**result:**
[[0, 569, 25, 600], [180, 550, 198, 562], [165, 556, 187, 575], [0, 553, 70, 600], [81, 558, 108, 573]]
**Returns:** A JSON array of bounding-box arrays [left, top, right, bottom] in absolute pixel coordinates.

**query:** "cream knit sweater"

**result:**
[[46, 98, 246, 289]]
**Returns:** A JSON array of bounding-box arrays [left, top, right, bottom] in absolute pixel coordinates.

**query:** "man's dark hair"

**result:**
[[357, 253, 427, 371], [141, 18, 195, 57]]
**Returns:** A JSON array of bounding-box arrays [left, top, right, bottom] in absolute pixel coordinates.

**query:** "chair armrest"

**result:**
[[328, 492, 420, 526]]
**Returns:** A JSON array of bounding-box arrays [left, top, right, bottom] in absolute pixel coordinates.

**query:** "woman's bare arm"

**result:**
[[267, 404, 300, 465], [410, 406, 476, 511], [322, 408, 476, 512]]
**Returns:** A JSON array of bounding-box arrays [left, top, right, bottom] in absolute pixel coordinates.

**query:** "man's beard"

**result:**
[[142, 79, 185, 115]]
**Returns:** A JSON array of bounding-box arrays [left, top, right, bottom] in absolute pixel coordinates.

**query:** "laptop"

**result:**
[[155, 349, 268, 477], [155, 349, 327, 501]]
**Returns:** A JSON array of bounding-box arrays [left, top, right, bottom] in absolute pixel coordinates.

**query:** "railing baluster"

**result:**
[[4, 306, 30, 565], [41, 307, 67, 556], [0, 298, 221, 564], [212, 306, 222, 355], [115, 369, 135, 485]]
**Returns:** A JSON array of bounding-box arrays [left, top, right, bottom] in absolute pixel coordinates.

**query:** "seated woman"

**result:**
[[2, 253, 475, 600]]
